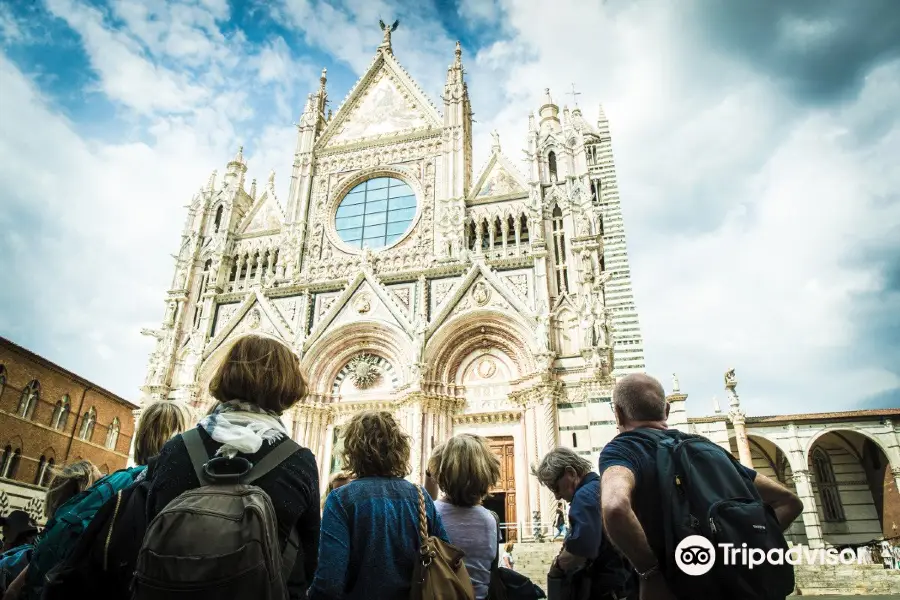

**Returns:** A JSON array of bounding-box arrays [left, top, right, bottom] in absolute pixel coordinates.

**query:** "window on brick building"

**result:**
[[17, 380, 40, 420], [3, 448, 21, 479], [39, 457, 54, 487], [51, 395, 70, 430], [79, 407, 97, 441], [35, 455, 46, 485], [0, 364, 6, 395], [106, 417, 120, 450], [0, 445, 10, 477]]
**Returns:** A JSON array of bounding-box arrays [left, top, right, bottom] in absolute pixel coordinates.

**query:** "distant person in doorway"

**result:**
[[552, 500, 567, 540]]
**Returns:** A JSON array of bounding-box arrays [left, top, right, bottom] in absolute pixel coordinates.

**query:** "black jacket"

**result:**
[[146, 427, 321, 598]]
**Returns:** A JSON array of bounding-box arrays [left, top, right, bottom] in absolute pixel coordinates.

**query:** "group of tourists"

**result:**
[[0, 334, 806, 600]]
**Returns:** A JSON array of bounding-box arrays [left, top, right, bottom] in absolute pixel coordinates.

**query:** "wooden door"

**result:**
[[488, 436, 517, 541]]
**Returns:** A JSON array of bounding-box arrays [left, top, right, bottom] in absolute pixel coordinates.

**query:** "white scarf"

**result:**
[[199, 400, 288, 459]]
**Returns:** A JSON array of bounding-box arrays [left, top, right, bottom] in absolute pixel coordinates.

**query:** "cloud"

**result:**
[[0, 0, 897, 418]]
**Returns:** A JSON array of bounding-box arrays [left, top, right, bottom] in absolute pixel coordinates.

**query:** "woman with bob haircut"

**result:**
[[145, 335, 321, 598], [432, 433, 502, 599], [308, 410, 449, 600]]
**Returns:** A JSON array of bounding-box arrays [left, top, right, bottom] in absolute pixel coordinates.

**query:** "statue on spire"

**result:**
[[379, 19, 399, 51]]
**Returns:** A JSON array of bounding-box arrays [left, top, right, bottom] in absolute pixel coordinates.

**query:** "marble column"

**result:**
[[791, 470, 824, 548], [730, 412, 753, 468], [523, 401, 542, 538]]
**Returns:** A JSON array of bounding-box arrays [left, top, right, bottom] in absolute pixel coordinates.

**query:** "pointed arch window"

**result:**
[[51, 395, 70, 431], [0, 364, 6, 396], [34, 455, 46, 485], [551, 204, 569, 294], [78, 407, 97, 442], [812, 447, 845, 522], [106, 417, 120, 450], [17, 380, 40, 420], [39, 457, 55, 487], [2, 448, 21, 479], [0, 445, 10, 477], [213, 205, 224, 232], [548, 151, 558, 183]]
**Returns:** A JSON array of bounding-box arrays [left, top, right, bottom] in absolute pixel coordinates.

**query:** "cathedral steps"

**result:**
[[507, 542, 900, 595]]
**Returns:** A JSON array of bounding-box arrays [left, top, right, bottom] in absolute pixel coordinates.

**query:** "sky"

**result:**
[[0, 0, 898, 417]]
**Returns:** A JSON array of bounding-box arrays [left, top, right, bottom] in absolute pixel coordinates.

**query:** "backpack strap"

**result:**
[[182, 428, 212, 484], [281, 526, 300, 584], [244, 438, 301, 485]]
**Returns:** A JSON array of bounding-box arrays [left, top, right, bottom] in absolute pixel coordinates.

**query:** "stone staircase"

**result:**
[[509, 541, 562, 589], [507, 542, 900, 596], [792, 563, 900, 596]]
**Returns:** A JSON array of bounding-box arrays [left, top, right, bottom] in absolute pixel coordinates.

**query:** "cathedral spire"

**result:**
[[597, 103, 610, 136]]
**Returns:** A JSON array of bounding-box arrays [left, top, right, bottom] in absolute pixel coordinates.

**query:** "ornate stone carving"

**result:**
[[247, 308, 261, 329], [354, 293, 371, 314], [476, 358, 497, 379], [347, 354, 382, 389], [472, 281, 491, 306]]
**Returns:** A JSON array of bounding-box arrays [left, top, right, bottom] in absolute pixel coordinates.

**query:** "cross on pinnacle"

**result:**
[[567, 83, 582, 108]]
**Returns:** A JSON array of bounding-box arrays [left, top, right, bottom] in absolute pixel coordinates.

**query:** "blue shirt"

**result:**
[[308, 476, 449, 600], [598, 428, 757, 561], [565, 472, 603, 559]]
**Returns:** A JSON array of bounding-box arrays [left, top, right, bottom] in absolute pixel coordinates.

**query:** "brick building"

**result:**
[[0, 336, 137, 523]]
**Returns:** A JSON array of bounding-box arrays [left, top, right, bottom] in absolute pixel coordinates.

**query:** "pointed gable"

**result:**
[[317, 51, 442, 149], [239, 188, 284, 235], [470, 152, 528, 201]]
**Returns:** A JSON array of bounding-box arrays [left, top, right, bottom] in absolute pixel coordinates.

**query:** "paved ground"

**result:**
[[790, 596, 897, 599]]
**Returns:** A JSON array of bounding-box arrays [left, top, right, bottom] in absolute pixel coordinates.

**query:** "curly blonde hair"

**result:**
[[340, 411, 410, 478]]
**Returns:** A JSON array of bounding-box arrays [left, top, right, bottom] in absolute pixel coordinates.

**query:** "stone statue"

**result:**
[[576, 216, 591, 237], [725, 368, 737, 388], [535, 313, 550, 352], [491, 130, 500, 150], [379, 18, 399, 48], [593, 311, 606, 347], [672, 373, 680, 393], [581, 311, 596, 348]]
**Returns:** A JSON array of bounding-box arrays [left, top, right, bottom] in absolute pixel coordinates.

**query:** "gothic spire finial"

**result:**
[[491, 129, 500, 153], [250, 178, 257, 200], [455, 41, 462, 62], [268, 169, 276, 187], [207, 169, 217, 191], [231, 145, 244, 165]]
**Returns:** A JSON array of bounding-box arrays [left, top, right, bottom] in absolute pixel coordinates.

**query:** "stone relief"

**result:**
[[471, 281, 491, 306], [354, 293, 371, 314], [332, 74, 430, 142], [503, 274, 529, 303], [476, 161, 524, 198]]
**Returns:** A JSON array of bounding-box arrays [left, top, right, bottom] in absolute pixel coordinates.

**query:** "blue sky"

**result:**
[[0, 0, 898, 416]]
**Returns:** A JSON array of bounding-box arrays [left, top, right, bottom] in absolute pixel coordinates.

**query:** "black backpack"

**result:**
[[41, 467, 153, 600], [631, 428, 794, 600], [486, 512, 546, 600]]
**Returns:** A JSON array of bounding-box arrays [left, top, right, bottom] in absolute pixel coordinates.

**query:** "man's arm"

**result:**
[[600, 466, 658, 574], [753, 473, 803, 531]]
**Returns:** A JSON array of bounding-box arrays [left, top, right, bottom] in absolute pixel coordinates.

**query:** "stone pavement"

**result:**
[[510, 541, 900, 596]]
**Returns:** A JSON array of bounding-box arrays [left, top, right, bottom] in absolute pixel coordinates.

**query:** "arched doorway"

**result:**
[[806, 430, 898, 545]]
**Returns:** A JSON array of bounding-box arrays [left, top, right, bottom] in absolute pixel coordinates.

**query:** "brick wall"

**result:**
[[0, 337, 137, 488]]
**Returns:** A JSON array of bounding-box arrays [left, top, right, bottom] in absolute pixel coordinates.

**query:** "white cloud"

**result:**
[[457, 0, 500, 24]]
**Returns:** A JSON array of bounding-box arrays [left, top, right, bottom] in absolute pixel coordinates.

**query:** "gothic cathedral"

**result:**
[[140, 32, 646, 537]]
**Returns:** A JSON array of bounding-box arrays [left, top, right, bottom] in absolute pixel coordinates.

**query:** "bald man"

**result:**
[[598, 374, 803, 600]]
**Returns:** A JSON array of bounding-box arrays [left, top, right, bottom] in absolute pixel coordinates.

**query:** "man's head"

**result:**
[[531, 447, 593, 502], [0, 510, 37, 550], [612, 373, 669, 432]]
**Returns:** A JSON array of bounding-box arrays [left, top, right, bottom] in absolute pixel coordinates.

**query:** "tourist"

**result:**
[[501, 542, 515, 570], [599, 373, 804, 600], [38, 400, 196, 599], [1, 460, 99, 599], [533, 447, 636, 600], [425, 441, 445, 500], [432, 434, 501, 599], [322, 470, 353, 509], [552, 500, 567, 540], [0, 512, 37, 553], [308, 410, 449, 599], [142, 335, 321, 598]]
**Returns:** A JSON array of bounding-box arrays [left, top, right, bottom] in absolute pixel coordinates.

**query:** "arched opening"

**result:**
[[106, 417, 120, 450], [40, 457, 55, 487], [18, 380, 40, 420], [551, 205, 568, 294], [213, 204, 224, 232], [548, 151, 558, 183], [807, 430, 896, 544], [0, 364, 7, 396], [51, 395, 70, 430], [78, 407, 96, 441]]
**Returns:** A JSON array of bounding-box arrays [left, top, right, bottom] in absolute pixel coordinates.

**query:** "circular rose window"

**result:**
[[334, 177, 417, 250]]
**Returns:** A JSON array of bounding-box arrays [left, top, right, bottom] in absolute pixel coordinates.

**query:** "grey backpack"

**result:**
[[132, 429, 301, 600]]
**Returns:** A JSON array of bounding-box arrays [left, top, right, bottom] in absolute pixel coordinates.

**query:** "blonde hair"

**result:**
[[340, 411, 410, 478], [427, 442, 445, 479], [437, 434, 500, 507], [504, 542, 514, 553], [209, 335, 307, 414], [134, 400, 195, 465], [45, 460, 100, 518]]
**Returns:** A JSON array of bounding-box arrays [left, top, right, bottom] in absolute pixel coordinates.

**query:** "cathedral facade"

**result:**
[[140, 32, 644, 536], [138, 32, 900, 548]]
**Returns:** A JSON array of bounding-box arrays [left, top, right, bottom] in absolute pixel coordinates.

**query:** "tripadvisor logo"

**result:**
[[675, 536, 864, 575]]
